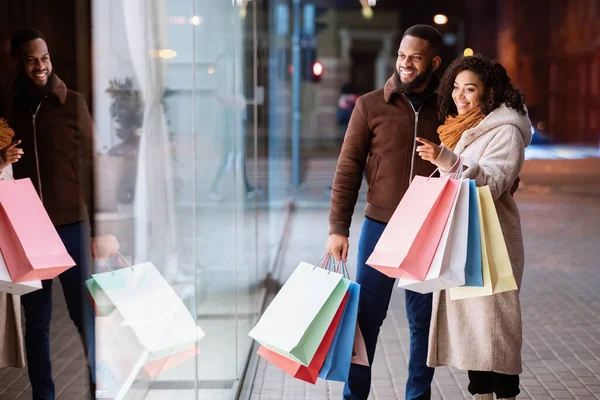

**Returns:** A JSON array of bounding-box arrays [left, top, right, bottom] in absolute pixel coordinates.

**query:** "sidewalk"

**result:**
[[249, 184, 600, 399], [0, 281, 91, 400]]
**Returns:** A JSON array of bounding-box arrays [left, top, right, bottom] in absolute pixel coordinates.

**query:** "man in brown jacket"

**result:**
[[8, 28, 97, 400], [326, 25, 444, 400]]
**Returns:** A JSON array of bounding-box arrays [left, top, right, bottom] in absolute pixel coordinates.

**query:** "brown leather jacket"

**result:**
[[8, 75, 94, 229], [329, 73, 442, 237]]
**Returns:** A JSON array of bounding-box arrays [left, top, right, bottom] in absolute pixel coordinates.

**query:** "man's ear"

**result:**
[[432, 56, 442, 72]]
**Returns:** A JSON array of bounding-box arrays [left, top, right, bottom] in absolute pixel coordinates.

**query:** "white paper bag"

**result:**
[[0, 251, 41, 295], [398, 179, 469, 294], [248, 261, 350, 366], [88, 262, 205, 359]]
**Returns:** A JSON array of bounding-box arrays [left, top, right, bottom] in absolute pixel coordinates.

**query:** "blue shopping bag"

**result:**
[[318, 281, 360, 382], [464, 180, 484, 286]]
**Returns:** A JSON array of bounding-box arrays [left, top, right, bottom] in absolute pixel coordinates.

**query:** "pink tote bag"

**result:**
[[366, 176, 460, 281], [0, 179, 75, 282]]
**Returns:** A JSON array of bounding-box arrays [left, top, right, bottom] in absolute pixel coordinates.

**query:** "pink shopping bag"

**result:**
[[0, 179, 75, 282], [366, 176, 460, 281]]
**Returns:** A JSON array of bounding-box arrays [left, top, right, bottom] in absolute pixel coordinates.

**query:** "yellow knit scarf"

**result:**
[[0, 118, 15, 149], [437, 107, 485, 150]]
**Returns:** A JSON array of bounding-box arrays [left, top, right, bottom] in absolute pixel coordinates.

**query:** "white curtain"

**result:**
[[122, 0, 178, 277]]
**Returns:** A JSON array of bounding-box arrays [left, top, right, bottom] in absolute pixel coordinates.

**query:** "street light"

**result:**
[[434, 14, 448, 25]]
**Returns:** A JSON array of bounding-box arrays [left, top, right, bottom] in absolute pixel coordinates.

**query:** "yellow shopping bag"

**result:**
[[479, 186, 518, 293], [450, 186, 517, 299]]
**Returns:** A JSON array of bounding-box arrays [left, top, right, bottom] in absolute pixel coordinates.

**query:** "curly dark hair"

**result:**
[[436, 54, 526, 120]]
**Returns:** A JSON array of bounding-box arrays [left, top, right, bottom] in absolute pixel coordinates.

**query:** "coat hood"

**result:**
[[462, 103, 532, 148]]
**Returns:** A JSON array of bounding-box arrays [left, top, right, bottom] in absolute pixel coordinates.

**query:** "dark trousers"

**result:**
[[21, 222, 95, 400], [343, 218, 435, 400], [468, 371, 520, 398]]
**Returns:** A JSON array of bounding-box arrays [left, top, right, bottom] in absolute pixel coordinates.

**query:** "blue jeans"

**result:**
[[343, 218, 434, 400], [21, 222, 95, 400]]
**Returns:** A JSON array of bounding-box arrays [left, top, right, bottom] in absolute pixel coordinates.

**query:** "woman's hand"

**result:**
[[416, 137, 441, 163], [0, 141, 23, 166]]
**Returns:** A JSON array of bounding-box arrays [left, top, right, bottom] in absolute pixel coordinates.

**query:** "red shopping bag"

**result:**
[[257, 291, 349, 384], [0, 179, 75, 282], [367, 176, 460, 281], [143, 344, 199, 378]]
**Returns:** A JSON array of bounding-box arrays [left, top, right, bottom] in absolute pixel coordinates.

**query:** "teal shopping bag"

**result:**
[[318, 281, 360, 382], [464, 180, 484, 286]]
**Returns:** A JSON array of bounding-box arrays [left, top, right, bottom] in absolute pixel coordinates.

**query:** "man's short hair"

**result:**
[[402, 24, 443, 55], [11, 27, 47, 58]]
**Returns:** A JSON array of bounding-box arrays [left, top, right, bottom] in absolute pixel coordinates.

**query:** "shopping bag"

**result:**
[[449, 186, 517, 299], [465, 180, 484, 286], [351, 323, 369, 366], [257, 291, 349, 384], [479, 186, 518, 293], [143, 344, 199, 378], [249, 262, 350, 366], [367, 176, 460, 281], [398, 179, 469, 293], [86, 278, 115, 316], [87, 255, 134, 316], [0, 178, 75, 282], [0, 250, 41, 295], [95, 310, 148, 400], [319, 280, 360, 382], [87, 262, 205, 360]]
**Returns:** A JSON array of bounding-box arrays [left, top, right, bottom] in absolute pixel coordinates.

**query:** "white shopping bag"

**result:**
[[249, 261, 350, 366], [0, 250, 41, 295], [398, 179, 470, 294], [95, 311, 147, 400], [88, 262, 205, 360]]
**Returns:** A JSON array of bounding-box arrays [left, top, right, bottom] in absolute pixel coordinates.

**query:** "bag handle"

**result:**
[[314, 253, 350, 277], [0, 154, 16, 182], [94, 251, 132, 275], [426, 155, 463, 182]]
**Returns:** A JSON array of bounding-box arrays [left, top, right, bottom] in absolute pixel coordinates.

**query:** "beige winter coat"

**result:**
[[0, 166, 26, 368], [426, 104, 532, 375]]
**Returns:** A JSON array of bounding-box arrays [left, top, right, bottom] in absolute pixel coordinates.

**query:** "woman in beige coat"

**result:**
[[416, 55, 531, 400], [0, 116, 26, 368]]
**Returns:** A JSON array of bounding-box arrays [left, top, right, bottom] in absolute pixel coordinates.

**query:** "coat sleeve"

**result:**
[[434, 126, 525, 200], [76, 94, 96, 235], [329, 96, 371, 237]]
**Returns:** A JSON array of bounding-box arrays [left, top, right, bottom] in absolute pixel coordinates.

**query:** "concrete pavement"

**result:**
[[249, 160, 600, 400]]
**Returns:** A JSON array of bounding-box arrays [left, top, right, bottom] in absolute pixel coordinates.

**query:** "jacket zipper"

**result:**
[[31, 98, 46, 203], [404, 97, 422, 186]]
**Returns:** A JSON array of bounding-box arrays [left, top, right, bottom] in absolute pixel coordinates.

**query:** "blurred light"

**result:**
[[463, 48, 474, 56], [368, 0, 377, 5], [288, 64, 294, 74], [207, 66, 215, 74], [189, 16, 203, 26], [361, 6, 374, 19], [537, 121, 547, 130], [443, 33, 457, 46], [434, 14, 448, 25], [151, 49, 177, 59], [313, 61, 323, 76], [240, 7, 247, 18], [168, 16, 186, 25]]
